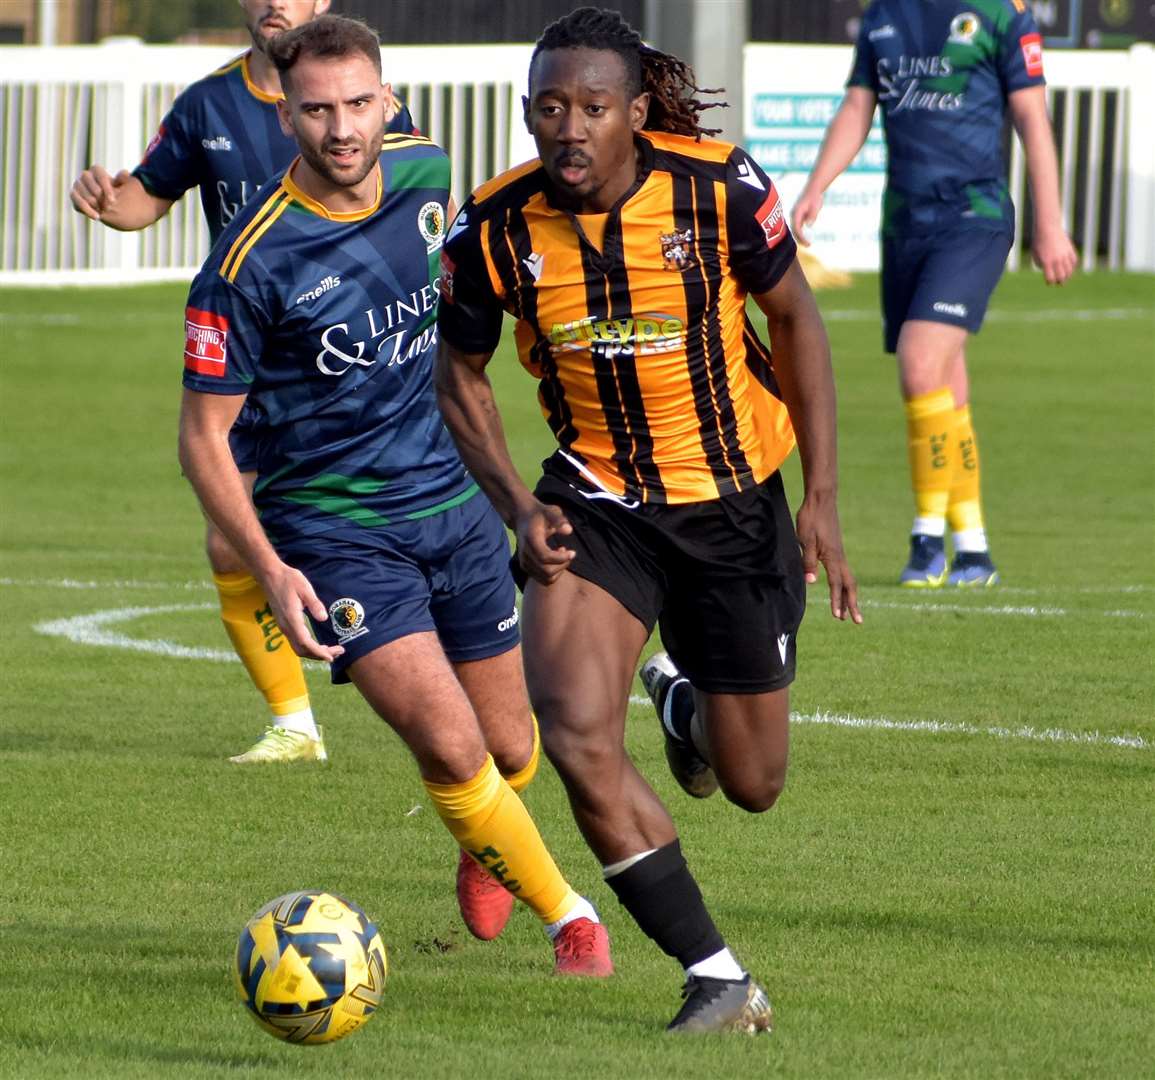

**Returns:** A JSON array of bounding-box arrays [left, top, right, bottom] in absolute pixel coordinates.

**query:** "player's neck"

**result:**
[[289, 158, 382, 216], [246, 47, 282, 98]]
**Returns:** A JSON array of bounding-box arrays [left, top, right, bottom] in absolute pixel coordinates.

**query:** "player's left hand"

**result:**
[[1032, 225, 1078, 285], [796, 495, 862, 624]]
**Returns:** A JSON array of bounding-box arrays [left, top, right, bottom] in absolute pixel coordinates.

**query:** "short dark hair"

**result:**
[[531, 6, 725, 138], [267, 14, 382, 88]]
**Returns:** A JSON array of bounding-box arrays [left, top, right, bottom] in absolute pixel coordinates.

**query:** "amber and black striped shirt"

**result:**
[[438, 130, 798, 505]]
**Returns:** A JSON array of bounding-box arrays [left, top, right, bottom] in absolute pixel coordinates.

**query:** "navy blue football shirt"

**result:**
[[848, 0, 1045, 236], [182, 135, 471, 539], [135, 51, 417, 245]]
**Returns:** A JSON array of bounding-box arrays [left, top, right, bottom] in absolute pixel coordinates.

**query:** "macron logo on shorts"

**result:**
[[183, 307, 228, 376]]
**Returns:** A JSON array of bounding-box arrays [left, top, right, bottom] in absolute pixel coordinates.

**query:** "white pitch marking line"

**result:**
[[2, 576, 211, 591], [31, 604, 1149, 751], [819, 306, 1151, 323], [861, 599, 1148, 619], [33, 602, 330, 668], [627, 697, 1150, 751], [35, 604, 236, 661]]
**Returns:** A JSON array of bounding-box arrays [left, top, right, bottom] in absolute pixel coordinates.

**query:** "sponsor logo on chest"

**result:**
[[312, 285, 441, 377]]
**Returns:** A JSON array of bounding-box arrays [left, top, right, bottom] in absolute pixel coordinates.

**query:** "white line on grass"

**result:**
[[32, 604, 1148, 751], [2, 576, 211, 591], [820, 306, 1152, 323], [35, 603, 235, 661], [861, 599, 1148, 619], [626, 698, 1150, 750]]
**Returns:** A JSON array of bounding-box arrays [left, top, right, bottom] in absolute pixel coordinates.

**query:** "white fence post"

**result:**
[[1124, 43, 1155, 272]]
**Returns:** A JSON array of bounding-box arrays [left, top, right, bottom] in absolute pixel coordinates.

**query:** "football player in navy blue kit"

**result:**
[[792, 0, 1076, 587], [70, 0, 415, 764], [177, 15, 613, 976]]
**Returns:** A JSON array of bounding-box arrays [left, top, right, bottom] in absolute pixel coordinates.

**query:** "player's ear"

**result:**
[[522, 95, 531, 134], [383, 81, 396, 123], [630, 92, 650, 133], [313, 0, 332, 14], [276, 98, 294, 138]]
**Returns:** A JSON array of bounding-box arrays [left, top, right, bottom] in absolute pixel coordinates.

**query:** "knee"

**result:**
[[718, 766, 786, 814], [533, 695, 623, 782]]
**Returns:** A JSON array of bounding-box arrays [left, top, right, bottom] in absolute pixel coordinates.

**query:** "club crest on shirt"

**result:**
[[660, 228, 695, 271], [328, 597, 369, 642], [948, 12, 981, 45], [418, 201, 445, 253]]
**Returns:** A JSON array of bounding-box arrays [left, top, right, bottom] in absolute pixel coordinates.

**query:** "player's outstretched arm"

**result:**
[[752, 261, 862, 624], [434, 341, 575, 585], [790, 87, 876, 245], [177, 388, 343, 662], [69, 166, 174, 230], [1009, 86, 1077, 285]]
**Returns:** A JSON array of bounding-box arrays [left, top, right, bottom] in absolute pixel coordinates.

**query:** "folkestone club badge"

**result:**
[[328, 597, 369, 643], [418, 201, 445, 253]]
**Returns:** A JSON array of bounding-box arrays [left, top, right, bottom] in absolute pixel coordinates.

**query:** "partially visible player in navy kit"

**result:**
[[177, 15, 613, 975], [69, 0, 416, 765], [793, 0, 1077, 587]]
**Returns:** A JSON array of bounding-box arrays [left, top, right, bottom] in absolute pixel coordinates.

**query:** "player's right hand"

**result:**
[[69, 165, 132, 221], [790, 189, 823, 248], [515, 501, 576, 586], [261, 563, 345, 663]]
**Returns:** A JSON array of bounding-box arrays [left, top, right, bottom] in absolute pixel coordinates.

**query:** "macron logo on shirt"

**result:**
[[184, 307, 229, 376]]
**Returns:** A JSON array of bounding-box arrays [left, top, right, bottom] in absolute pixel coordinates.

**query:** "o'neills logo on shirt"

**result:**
[[296, 275, 342, 305], [183, 307, 228, 376]]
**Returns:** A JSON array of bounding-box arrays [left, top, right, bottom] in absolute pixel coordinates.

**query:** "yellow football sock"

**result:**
[[502, 716, 541, 794], [424, 755, 577, 925], [904, 387, 956, 530], [947, 405, 986, 535], [213, 572, 310, 718]]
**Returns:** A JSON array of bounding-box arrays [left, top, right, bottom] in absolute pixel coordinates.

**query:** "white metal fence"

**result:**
[[0, 39, 537, 284], [1, 39, 1153, 284]]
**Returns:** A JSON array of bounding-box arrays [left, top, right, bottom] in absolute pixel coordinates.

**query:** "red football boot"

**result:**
[[552, 918, 613, 977], [456, 849, 515, 941]]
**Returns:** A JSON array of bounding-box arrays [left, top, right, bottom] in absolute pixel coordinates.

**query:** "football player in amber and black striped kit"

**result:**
[[436, 6, 861, 1033]]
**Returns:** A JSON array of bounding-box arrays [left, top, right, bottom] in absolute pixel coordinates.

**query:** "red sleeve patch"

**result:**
[[141, 123, 166, 164], [1020, 33, 1044, 78], [755, 186, 788, 250], [184, 307, 229, 376]]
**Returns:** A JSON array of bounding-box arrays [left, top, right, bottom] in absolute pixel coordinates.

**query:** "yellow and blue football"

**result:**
[[234, 890, 387, 1045]]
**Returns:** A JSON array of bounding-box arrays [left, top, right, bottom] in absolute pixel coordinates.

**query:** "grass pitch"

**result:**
[[1, 271, 1152, 1079]]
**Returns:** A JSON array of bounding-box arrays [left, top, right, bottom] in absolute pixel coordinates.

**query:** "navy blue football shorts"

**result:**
[[227, 400, 263, 474], [514, 456, 805, 695], [881, 226, 1012, 353], [275, 490, 520, 684]]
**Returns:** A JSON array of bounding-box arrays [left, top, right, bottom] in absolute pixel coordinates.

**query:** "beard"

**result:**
[[297, 123, 386, 189], [246, 10, 292, 55]]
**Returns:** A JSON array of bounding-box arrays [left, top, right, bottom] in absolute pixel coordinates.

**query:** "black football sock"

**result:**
[[603, 839, 725, 968]]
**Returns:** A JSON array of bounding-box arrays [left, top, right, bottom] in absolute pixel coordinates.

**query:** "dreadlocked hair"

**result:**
[[531, 6, 726, 140]]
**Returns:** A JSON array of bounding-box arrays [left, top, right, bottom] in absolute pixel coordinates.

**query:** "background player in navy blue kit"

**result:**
[[69, 0, 416, 764], [177, 15, 612, 976], [792, 0, 1077, 587]]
